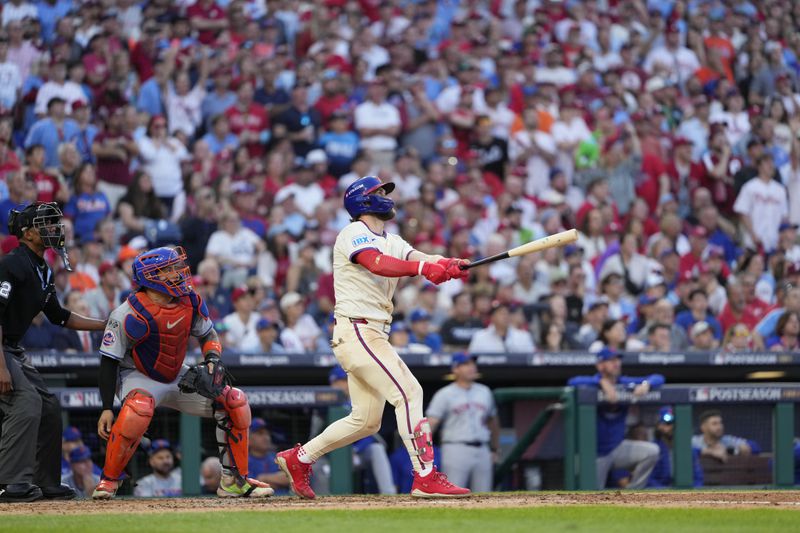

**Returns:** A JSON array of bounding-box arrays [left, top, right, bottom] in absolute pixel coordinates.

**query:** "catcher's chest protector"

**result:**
[[125, 292, 199, 383]]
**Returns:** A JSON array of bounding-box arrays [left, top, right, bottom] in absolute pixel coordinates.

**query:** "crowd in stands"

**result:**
[[0, 0, 799, 356]]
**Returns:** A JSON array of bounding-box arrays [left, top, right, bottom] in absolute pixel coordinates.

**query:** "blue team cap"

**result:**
[[250, 417, 268, 432], [451, 352, 477, 369], [409, 309, 432, 323], [639, 294, 657, 306], [597, 347, 622, 362], [256, 318, 277, 331], [63, 426, 82, 442], [659, 406, 675, 424], [329, 365, 347, 383], [69, 444, 92, 463], [149, 439, 172, 456], [390, 321, 408, 334]]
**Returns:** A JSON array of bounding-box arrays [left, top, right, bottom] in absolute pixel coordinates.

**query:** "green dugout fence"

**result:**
[[494, 384, 797, 490]]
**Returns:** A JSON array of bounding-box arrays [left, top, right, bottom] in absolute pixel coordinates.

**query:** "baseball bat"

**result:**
[[459, 228, 579, 270]]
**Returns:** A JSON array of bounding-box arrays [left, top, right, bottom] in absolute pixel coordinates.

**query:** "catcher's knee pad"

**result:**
[[217, 386, 251, 474], [104, 389, 154, 480], [218, 386, 251, 430]]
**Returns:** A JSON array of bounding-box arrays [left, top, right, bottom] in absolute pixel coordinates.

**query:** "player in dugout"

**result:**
[[568, 347, 665, 489]]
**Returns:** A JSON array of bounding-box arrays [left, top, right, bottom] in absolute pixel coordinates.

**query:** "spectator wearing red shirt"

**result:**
[[92, 106, 139, 208], [575, 177, 620, 230], [24, 144, 65, 204], [82, 33, 111, 95], [701, 125, 742, 216], [130, 22, 161, 82], [718, 277, 770, 335], [225, 79, 269, 158], [187, 0, 228, 45], [678, 226, 709, 279], [666, 137, 705, 215], [314, 70, 347, 127], [0, 117, 20, 175]]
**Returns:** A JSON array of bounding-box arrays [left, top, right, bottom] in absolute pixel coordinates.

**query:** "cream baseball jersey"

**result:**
[[332, 221, 415, 323]]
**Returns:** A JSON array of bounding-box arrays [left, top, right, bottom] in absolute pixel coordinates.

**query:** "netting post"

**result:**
[[673, 403, 693, 488], [180, 412, 201, 496], [576, 403, 597, 490], [773, 402, 794, 488], [327, 406, 353, 494]]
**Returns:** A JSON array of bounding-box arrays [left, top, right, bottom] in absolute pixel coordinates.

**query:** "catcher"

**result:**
[[92, 246, 273, 499]]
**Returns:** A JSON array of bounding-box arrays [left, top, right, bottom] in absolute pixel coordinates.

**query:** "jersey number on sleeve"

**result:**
[[0, 281, 11, 299]]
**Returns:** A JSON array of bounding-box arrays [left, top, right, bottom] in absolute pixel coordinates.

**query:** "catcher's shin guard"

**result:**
[[102, 389, 154, 480], [216, 386, 252, 475]]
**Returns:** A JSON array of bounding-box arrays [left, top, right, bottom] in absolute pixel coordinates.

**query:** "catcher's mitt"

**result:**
[[178, 356, 231, 400]]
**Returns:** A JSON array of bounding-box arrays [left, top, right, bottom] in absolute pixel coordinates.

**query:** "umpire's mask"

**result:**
[[9, 202, 73, 271]]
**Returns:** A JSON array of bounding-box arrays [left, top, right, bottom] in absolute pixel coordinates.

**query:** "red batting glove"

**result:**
[[421, 261, 450, 284], [437, 258, 470, 281]]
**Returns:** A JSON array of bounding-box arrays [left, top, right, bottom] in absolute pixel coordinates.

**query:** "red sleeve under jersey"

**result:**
[[354, 249, 420, 277]]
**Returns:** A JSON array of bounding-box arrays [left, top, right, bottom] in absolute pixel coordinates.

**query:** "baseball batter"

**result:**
[[92, 246, 272, 499], [427, 353, 499, 493], [276, 176, 472, 498]]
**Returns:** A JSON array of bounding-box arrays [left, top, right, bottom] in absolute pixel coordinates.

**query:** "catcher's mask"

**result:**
[[8, 202, 72, 271], [132, 246, 193, 297]]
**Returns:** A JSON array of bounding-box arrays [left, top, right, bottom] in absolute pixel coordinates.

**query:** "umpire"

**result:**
[[0, 202, 106, 502]]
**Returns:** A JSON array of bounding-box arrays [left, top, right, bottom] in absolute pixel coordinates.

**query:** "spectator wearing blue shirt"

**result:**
[[201, 68, 237, 128], [764, 311, 800, 351], [698, 206, 740, 266], [24, 97, 80, 168], [63, 163, 111, 243], [0, 171, 36, 235], [755, 285, 800, 339], [136, 58, 171, 117], [675, 288, 723, 340], [36, 0, 73, 44], [71, 100, 98, 164], [647, 407, 704, 488], [200, 114, 239, 155], [318, 109, 360, 177], [60, 426, 102, 482], [567, 348, 665, 489], [247, 418, 290, 496], [408, 309, 443, 352]]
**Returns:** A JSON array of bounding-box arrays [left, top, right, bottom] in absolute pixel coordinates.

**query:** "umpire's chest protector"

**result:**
[[124, 292, 201, 383]]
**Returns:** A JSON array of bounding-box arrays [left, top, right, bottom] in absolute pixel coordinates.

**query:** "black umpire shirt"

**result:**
[[0, 244, 71, 347]]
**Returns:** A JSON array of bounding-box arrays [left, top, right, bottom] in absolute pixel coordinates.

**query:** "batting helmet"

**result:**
[[343, 176, 396, 220], [132, 246, 193, 297]]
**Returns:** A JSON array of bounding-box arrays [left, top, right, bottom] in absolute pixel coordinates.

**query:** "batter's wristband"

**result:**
[[417, 261, 425, 276], [202, 340, 223, 358]]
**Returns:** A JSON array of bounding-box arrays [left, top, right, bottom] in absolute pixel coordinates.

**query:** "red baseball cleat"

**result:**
[[411, 468, 471, 498], [275, 444, 316, 499]]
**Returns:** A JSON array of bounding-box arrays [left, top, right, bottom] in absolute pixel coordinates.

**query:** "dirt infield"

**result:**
[[3, 491, 800, 515]]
